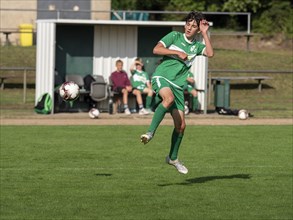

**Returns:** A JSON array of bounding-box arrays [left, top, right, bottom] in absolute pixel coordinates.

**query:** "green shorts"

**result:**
[[133, 85, 146, 93], [183, 83, 197, 93], [186, 84, 193, 93], [151, 76, 185, 112]]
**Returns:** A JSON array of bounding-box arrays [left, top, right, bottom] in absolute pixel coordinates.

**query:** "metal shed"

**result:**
[[36, 19, 209, 113]]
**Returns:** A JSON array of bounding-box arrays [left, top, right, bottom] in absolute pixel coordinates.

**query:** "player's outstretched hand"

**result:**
[[199, 19, 209, 34]]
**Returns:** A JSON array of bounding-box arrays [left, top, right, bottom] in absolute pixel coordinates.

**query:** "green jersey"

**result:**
[[153, 31, 205, 89], [131, 70, 150, 90]]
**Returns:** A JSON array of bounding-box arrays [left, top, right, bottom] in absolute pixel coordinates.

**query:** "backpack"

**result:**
[[34, 93, 52, 114], [216, 107, 254, 118], [83, 74, 96, 91], [215, 107, 239, 116]]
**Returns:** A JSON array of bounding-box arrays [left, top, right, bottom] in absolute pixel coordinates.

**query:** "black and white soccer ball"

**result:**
[[238, 109, 249, 120], [184, 101, 189, 115], [184, 105, 189, 115], [59, 81, 80, 101], [89, 108, 100, 119]]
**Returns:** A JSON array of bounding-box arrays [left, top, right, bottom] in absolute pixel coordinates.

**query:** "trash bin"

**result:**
[[19, 24, 33, 47], [214, 79, 230, 109]]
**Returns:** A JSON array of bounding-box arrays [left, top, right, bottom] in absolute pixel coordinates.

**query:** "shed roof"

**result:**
[[36, 19, 185, 27]]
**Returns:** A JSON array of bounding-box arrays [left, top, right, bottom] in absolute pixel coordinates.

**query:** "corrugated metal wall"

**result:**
[[192, 55, 208, 111], [93, 25, 137, 82], [192, 34, 209, 112], [35, 22, 56, 109]]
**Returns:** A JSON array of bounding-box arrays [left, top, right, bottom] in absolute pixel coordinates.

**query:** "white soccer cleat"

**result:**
[[124, 108, 131, 115], [140, 132, 153, 144], [138, 108, 149, 115], [146, 108, 154, 114], [166, 156, 188, 174]]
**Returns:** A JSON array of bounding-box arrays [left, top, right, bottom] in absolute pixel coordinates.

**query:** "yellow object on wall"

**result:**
[[19, 24, 33, 46]]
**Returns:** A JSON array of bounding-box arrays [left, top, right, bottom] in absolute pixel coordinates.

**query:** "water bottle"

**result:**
[[108, 98, 113, 115]]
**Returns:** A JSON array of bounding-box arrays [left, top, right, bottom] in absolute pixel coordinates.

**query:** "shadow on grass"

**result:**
[[4, 83, 35, 89], [230, 83, 273, 90], [158, 174, 251, 187], [95, 173, 112, 177]]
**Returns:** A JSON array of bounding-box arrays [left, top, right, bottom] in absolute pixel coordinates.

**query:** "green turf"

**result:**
[[0, 125, 292, 220]]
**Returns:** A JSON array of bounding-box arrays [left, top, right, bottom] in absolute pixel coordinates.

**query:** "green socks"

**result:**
[[148, 103, 168, 134], [146, 96, 153, 109], [147, 103, 184, 161], [169, 129, 184, 160], [192, 96, 199, 111]]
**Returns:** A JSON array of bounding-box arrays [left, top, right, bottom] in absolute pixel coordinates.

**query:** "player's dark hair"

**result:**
[[185, 11, 205, 27]]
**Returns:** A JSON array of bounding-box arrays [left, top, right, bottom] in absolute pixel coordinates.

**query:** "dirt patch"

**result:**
[[1, 113, 292, 126]]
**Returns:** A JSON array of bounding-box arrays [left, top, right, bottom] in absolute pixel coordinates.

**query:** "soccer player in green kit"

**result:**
[[184, 71, 200, 114], [140, 11, 214, 174]]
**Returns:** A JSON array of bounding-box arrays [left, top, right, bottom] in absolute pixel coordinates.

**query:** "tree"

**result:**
[[222, 0, 262, 13], [161, 0, 206, 21], [111, 0, 136, 10], [111, 0, 293, 38], [253, 1, 293, 38], [135, 0, 170, 20]]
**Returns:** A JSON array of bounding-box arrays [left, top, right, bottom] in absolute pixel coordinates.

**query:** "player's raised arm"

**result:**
[[200, 20, 214, 58], [153, 42, 188, 60]]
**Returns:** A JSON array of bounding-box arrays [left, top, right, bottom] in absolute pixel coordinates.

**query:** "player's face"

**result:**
[[184, 20, 199, 40], [136, 64, 142, 70]]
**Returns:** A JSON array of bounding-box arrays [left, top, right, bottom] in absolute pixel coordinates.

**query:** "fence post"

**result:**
[[23, 69, 27, 103]]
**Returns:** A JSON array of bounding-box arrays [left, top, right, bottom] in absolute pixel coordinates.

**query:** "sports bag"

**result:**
[[34, 93, 52, 114], [83, 74, 96, 91]]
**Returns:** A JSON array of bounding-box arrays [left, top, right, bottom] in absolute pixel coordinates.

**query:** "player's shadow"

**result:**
[[95, 173, 112, 177], [158, 174, 250, 187]]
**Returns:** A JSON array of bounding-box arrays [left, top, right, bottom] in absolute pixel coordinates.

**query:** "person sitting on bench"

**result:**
[[184, 71, 201, 114], [130, 58, 153, 115], [110, 59, 132, 115]]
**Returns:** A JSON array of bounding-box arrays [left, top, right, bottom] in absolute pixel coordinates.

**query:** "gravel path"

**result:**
[[1, 113, 292, 126]]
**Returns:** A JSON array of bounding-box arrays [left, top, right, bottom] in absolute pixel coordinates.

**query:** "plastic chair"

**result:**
[[65, 74, 85, 90], [89, 75, 108, 102]]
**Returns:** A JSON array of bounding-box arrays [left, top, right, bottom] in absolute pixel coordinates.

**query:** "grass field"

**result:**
[[1, 125, 292, 220]]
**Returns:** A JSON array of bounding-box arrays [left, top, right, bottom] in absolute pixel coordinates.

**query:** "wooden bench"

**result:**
[[210, 76, 272, 92]]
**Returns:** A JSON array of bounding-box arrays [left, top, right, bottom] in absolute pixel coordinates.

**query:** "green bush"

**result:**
[[253, 1, 293, 38]]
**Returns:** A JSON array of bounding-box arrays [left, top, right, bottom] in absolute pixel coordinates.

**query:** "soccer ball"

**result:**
[[59, 81, 80, 101], [238, 109, 249, 120], [89, 108, 100, 119], [184, 101, 189, 115], [184, 105, 189, 115]]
